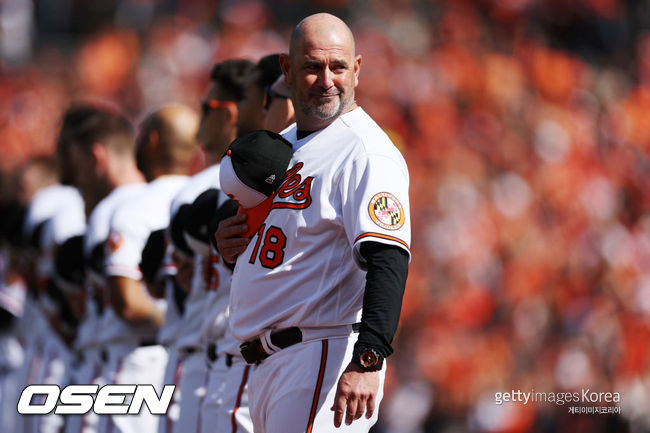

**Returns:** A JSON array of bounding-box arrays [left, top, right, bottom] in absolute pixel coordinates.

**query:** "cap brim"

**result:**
[[239, 193, 275, 238]]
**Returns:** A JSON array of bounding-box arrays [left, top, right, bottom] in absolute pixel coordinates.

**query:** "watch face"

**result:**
[[360, 349, 379, 368]]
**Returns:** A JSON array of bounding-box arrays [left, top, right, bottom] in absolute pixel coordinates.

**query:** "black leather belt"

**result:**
[[206, 343, 235, 367], [206, 342, 218, 363], [240, 327, 303, 365], [183, 347, 199, 355], [240, 323, 361, 365]]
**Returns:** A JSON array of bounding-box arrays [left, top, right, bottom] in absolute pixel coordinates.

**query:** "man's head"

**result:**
[[56, 104, 134, 208], [263, 76, 295, 133], [135, 104, 200, 181], [280, 13, 362, 131], [17, 156, 60, 205], [197, 59, 256, 164], [237, 54, 283, 134]]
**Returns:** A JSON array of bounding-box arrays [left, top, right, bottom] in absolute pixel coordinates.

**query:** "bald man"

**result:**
[[216, 13, 411, 433], [98, 105, 198, 433]]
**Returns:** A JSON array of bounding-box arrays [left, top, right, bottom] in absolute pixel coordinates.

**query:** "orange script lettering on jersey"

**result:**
[[272, 162, 313, 210]]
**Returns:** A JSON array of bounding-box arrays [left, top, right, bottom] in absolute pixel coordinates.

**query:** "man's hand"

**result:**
[[172, 251, 194, 293], [331, 362, 380, 428], [215, 214, 250, 264]]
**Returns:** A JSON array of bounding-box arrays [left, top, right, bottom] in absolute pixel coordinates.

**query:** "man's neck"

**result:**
[[295, 102, 358, 134], [111, 165, 145, 188]]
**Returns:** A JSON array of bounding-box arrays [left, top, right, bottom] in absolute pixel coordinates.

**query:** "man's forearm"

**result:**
[[108, 276, 164, 329], [356, 241, 409, 358]]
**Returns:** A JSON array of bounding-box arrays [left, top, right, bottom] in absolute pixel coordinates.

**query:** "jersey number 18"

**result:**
[[248, 223, 287, 269]]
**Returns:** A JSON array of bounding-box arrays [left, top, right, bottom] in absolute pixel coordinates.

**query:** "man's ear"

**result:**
[[91, 143, 108, 174], [353, 54, 362, 88], [148, 130, 160, 151], [225, 104, 239, 127], [279, 53, 292, 85]]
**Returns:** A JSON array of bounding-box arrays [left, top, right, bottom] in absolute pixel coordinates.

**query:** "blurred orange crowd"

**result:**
[[2, 1, 649, 432]]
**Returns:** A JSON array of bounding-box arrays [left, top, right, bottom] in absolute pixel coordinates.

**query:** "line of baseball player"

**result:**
[[1, 13, 412, 433], [0, 54, 293, 433]]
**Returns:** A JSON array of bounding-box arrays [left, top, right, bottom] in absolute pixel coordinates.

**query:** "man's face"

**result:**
[[285, 33, 361, 129], [196, 83, 238, 162], [237, 69, 266, 134]]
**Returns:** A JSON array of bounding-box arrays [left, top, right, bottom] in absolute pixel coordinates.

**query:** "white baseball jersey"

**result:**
[[0, 261, 26, 318], [156, 249, 183, 348], [25, 185, 85, 298], [198, 244, 232, 348], [77, 182, 147, 352], [199, 242, 253, 433], [157, 167, 216, 348], [23, 185, 86, 433], [229, 107, 411, 341], [162, 164, 221, 350], [101, 175, 188, 344]]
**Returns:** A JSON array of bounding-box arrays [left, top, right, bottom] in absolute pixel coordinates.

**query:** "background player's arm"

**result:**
[[108, 275, 164, 329]]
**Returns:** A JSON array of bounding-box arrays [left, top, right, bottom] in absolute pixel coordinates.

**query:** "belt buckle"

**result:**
[[239, 340, 256, 364], [240, 339, 266, 365]]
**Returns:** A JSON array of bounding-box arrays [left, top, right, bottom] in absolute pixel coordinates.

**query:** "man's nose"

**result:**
[[318, 67, 334, 88]]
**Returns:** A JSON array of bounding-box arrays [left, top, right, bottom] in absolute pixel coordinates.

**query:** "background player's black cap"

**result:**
[[54, 235, 85, 292]]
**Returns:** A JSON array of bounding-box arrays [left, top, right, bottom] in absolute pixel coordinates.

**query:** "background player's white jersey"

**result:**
[[25, 185, 85, 295], [156, 249, 183, 348], [100, 175, 188, 344], [77, 182, 147, 352], [229, 108, 411, 341], [161, 164, 220, 349], [22, 185, 85, 433], [198, 247, 232, 348]]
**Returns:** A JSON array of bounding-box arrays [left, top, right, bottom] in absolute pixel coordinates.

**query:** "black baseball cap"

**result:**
[[219, 130, 293, 237]]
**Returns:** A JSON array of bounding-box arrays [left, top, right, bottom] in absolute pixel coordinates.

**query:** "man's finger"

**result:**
[[218, 236, 250, 249], [353, 395, 366, 420], [218, 213, 247, 229], [365, 394, 375, 419], [216, 223, 249, 240], [331, 393, 347, 428], [345, 397, 358, 426]]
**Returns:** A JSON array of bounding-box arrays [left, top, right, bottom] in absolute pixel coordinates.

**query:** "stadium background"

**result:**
[[2, 0, 650, 432]]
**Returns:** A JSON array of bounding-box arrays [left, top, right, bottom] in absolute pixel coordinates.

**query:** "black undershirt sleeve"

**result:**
[[355, 241, 409, 358]]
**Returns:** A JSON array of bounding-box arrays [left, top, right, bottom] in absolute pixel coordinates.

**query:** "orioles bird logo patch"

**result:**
[[107, 231, 123, 253], [368, 192, 404, 231]]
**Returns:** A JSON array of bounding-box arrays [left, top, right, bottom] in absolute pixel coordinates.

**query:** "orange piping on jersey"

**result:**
[[231, 364, 251, 433], [306, 340, 329, 433], [354, 232, 410, 251], [270, 200, 312, 210]]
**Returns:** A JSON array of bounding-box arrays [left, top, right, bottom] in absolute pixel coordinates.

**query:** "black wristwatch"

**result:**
[[352, 346, 384, 371]]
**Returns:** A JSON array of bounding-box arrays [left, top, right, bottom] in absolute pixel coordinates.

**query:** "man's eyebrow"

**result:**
[[303, 58, 323, 66], [331, 59, 349, 67], [302, 57, 349, 67]]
